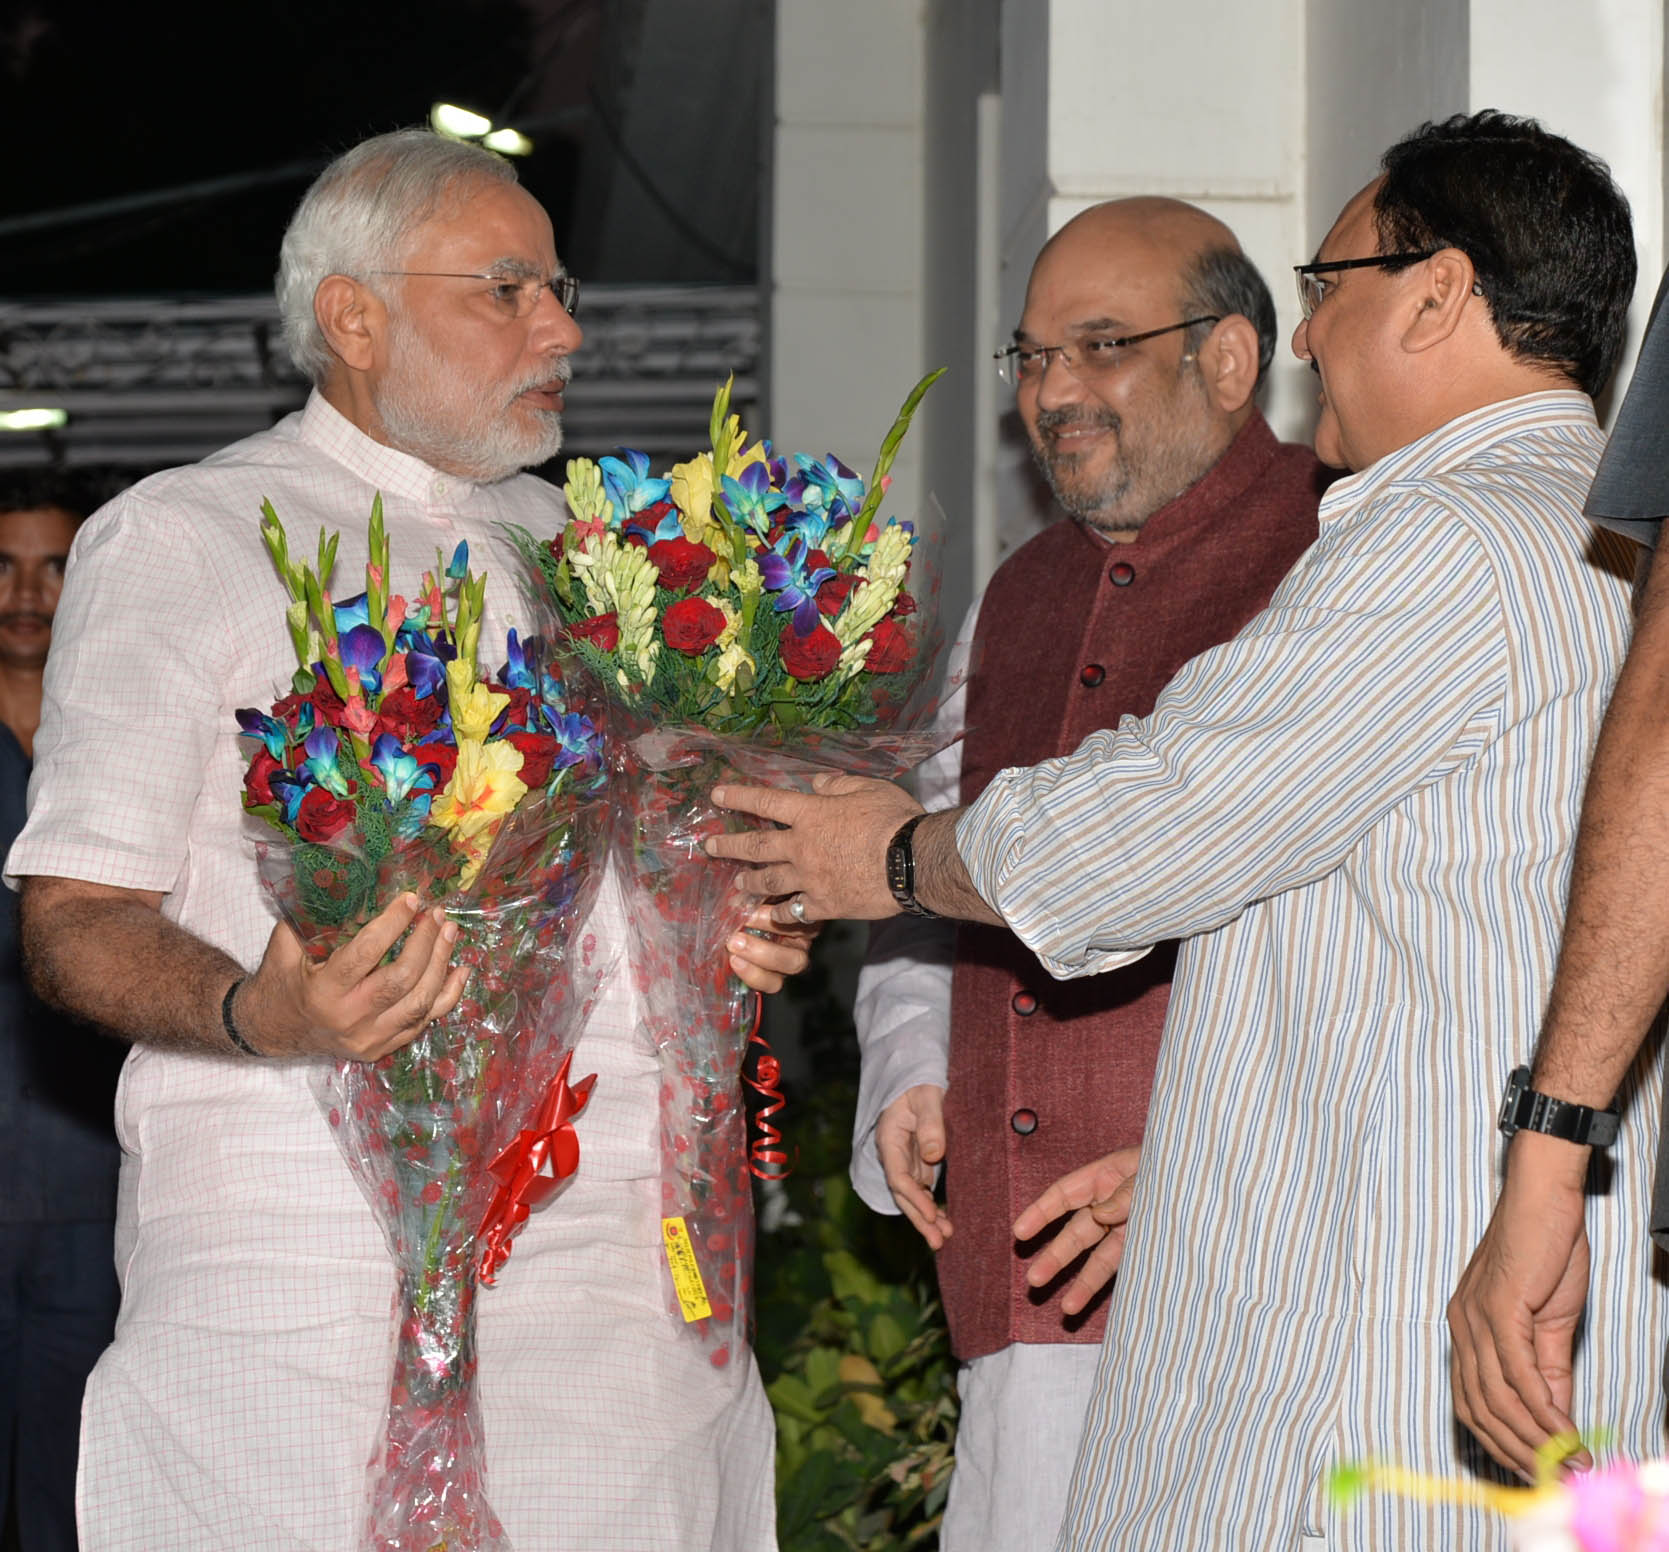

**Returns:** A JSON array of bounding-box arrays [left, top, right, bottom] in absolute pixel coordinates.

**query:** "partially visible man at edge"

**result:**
[[0, 472, 121, 1552], [1449, 267, 1669, 1480], [7, 130, 807, 1551], [707, 111, 1669, 1548], [852, 198, 1324, 1552]]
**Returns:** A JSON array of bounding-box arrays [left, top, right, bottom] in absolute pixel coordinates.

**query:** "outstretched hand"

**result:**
[[1448, 1133, 1591, 1480], [707, 773, 923, 923], [1012, 1146, 1141, 1316], [239, 891, 469, 1061]]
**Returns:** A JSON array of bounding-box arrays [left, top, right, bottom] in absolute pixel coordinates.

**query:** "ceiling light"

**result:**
[[481, 127, 534, 156], [431, 103, 492, 139], [0, 407, 67, 431]]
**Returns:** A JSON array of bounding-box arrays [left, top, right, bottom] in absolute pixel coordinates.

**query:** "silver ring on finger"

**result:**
[[788, 894, 810, 924]]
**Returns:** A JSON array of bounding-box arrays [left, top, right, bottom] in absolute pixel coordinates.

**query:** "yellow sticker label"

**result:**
[[661, 1216, 713, 1322]]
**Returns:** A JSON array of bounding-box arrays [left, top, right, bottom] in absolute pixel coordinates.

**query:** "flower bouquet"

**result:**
[[509, 373, 949, 1366], [238, 499, 609, 1552]]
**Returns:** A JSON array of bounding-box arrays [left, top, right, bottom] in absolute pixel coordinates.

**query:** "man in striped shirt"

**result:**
[[711, 111, 1665, 1548]]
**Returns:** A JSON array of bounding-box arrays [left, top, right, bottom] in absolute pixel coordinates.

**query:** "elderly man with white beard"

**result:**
[[7, 130, 804, 1552]]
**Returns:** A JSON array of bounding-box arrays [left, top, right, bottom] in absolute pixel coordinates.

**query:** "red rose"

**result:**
[[417, 742, 458, 792], [663, 596, 728, 655], [489, 684, 533, 731], [816, 572, 859, 616], [295, 786, 356, 842], [375, 685, 443, 740], [244, 749, 283, 807], [647, 537, 717, 593], [778, 622, 842, 681], [568, 613, 620, 652], [893, 589, 917, 617], [864, 616, 912, 673], [505, 731, 558, 788], [273, 677, 344, 727]]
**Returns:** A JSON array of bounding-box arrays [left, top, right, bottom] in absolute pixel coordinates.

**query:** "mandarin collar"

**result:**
[[1072, 411, 1283, 557], [298, 390, 482, 507], [1318, 390, 1597, 528]]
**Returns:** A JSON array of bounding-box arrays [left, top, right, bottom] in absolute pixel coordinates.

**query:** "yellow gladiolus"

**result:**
[[430, 737, 528, 886], [446, 662, 510, 743], [669, 452, 716, 532]]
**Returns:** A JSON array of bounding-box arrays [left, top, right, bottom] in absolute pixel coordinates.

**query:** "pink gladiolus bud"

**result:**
[[367, 563, 385, 590], [345, 666, 361, 695], [343, 698, 378, 738], [382, 652, 408, 695], [386, 594, 406, 631]]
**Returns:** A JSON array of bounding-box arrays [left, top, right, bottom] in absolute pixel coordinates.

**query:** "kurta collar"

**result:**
[[298, 390, 482, 507], [1318, 390, 1597, 528]]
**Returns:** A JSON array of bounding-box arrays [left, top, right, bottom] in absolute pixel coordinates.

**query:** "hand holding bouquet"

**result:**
[[238, 498, 609, 1552]]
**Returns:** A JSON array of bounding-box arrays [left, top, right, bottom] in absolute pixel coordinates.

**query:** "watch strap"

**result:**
[[1498, 1066, 1619, 1148], [885, 814, 940, 919]]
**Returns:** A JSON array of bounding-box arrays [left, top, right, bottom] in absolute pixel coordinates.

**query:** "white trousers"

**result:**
[[943, 1342, 1101, 1552]]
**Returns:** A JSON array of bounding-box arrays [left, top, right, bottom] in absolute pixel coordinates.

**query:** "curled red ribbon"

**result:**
[[742, 992, 790, 1180], [476, 1050, 597, 1284]]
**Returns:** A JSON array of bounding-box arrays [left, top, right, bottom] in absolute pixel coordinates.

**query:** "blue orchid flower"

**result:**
[[406, 637, 450, 699], [294, 701, 316, 741], [622, 502, 686, 546], [758, 537, 836, 636], [541, 709, 603, 771], [332, 592, 372, 638], [370, 733, 435, 803], [784, 454, 865, 522], [501, 630, 535, 692], [338, 623, 388, 696], [302, 727, 351, 797], [236, 708, 289, 760], [268, 769, 312, 826], [446, 542, 469, 582], [599, 449, 672, 521], [720, 460, 787, 538]]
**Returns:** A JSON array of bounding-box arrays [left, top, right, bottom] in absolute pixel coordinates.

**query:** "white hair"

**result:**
[[276, 129, 519, 384]]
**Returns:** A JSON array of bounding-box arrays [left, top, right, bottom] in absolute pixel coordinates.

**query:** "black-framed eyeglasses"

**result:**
[[1293, 251, 1437, 320], [368, 270, 581, 320], [993, 316, 1220, 389]]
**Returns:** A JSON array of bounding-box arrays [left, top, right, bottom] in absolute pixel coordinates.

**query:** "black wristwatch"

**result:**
[[885, 814, 941, 919], [1497, 1066, 1619, 1149]]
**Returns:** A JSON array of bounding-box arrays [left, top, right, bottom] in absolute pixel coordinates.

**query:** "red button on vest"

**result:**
[[1079, 664, 1105, 688], [1109, 561, 1135, 585], [1010, 1108, 1038, 1136], [1011, 990, 1038, 1016]]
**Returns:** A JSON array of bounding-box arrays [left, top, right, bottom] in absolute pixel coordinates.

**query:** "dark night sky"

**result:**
[[0, 0, 596, 293]]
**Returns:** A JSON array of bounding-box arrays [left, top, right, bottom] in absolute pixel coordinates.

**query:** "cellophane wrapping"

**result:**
[[257, 787, 610, 1552], [615, 726, 943, 1366]]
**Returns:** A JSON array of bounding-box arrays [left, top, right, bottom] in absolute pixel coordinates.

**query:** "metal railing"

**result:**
[[0, 285, 760, 473]]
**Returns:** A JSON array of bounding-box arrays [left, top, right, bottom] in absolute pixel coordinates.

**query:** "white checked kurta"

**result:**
[[956, 393, 1669, 1551], [7, 393, 776, 1551]]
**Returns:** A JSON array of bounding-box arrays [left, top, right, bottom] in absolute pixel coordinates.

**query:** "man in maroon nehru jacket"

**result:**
[[850, 198, 1328, 1552]]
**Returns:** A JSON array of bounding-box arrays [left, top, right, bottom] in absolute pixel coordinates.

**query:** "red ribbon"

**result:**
[[476, 1051, 597, 1285], [742, 992, 790, 1180]]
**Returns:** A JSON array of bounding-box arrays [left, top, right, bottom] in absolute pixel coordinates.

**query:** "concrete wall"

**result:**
[[769, 0, 1669, 605]]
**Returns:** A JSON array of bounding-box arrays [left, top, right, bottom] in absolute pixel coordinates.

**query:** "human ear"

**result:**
[[1197, 314, 1261, 414], [313, 275, 383, 374], [1402, 249, 1474, 354]]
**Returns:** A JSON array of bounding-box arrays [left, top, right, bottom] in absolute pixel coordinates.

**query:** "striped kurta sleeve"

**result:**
[[957, 485, 1509, 979]]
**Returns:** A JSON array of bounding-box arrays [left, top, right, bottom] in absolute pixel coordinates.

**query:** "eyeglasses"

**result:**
[[368, 270, 581, 320], [993, 316, 1221, 388], [1293, 251, 1437, 320]]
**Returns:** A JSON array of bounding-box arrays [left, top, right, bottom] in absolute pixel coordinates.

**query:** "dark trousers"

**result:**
[[0, 1222, 119, 1552]]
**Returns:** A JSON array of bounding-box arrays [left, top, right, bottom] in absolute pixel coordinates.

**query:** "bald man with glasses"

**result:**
[[848, 196, 1325, 1552]]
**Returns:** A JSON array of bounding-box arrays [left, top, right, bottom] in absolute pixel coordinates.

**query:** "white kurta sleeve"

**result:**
[[8, 491, 238, 891], [849, 597, 979, 1214]]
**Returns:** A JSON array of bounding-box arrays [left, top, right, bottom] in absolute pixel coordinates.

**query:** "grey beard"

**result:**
[[377, 319, 568, 483]]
